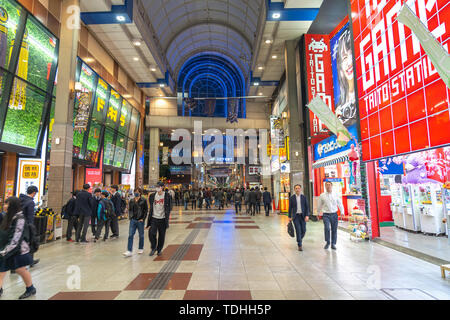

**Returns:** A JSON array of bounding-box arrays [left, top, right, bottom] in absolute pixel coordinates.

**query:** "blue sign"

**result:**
[[313, 124, 358, 161], [324, 178, 342, 182], [378, 158, 404, 175]]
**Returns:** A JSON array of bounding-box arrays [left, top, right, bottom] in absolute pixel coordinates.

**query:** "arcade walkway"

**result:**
[[1, 207, 449, 300]]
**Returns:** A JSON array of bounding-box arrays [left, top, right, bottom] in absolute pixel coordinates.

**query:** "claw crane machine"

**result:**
[[417, 184, 446, 235], [403, 184, 421, 232], [442, 183, 450, 243]]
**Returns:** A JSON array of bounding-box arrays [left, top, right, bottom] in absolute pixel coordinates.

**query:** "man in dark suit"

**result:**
[[74, 184, 94, 243], [110, 185, 122, 238], [288, 184, 310, 251], [262, 187, 272, 216]]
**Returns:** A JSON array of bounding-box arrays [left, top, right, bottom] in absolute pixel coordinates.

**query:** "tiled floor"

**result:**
[[0, 205, 449, 300], [379, 226, 450, 262]]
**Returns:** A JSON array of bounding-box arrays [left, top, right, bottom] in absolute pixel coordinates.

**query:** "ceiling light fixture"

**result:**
[[133, 57, 139, 61], [253, 82, 259, 86], [258, 66, 263, 70], [150, 67, 157, 72], [272, 55, 277, 59], [133, 40, 142, 46], [159, 84, 165, 87], [272, 12, 281, 19], [265, 39, 272, 44], [258, 92, 263, 96], [116, 15, 126, 22]]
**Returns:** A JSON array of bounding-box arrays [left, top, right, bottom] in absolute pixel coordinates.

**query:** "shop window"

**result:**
[[85, 120, 102, 164], [113, 134, 126, 168], [103, 128, 115, 166]]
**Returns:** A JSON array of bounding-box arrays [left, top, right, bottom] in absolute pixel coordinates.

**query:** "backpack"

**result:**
[[102, 199, 115, 219], [23, 222, 40, 254]]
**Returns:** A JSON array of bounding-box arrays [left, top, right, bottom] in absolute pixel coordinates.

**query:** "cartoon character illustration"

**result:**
[[308, 38, 328, 53]]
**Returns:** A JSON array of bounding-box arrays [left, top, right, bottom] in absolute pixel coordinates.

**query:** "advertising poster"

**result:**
[[4, 180, 14, 199], [330, 22, 357, 128], [16, 159, 44, 205], [350, 1, 450, 161]]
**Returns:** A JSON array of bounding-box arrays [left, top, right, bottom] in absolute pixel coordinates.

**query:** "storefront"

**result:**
[[71, 58, 141, 192], [0, 0, 59, 207], [350, 0, 450, 257]]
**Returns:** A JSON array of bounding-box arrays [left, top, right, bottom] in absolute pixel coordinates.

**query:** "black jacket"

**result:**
[[74, 190, 93, 217], [92, 196, 101, 217], [111, 192, 122, 216], [19, 194, 35, 224], [66, 198, 76, 217], [129, 197, 148, 221], [288, 194, 310, 219], [146, 191, 171, 228], [263, 191, 272, 204], [248, 191, 257, 204]]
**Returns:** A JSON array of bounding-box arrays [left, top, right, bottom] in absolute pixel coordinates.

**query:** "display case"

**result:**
[[417, 184, 445, 235], [390, 184, 405, 228], [404, 185, 421, 232]]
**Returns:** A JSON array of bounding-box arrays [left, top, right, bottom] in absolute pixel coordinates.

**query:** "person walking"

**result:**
[[64, 191, 78, 242], [244, 187, 250, 214], [94, 191, 114, 242], [263, 187, 272, 216], [123, 191, 148, 257], [288, 185, 310, 251], [0, 197, 37, 299], [109, 185, 122, 238], [146, 182, 172, 256], [255, 187, 262, 214], [74, 184, 94, 243], [198, 189, 203, 209], [218, 188, 225, 210], [168, 188, 175, 210], [205, 188, 212, 209], [91, 188, 102, 237], [248, 188, 257, 216], [190, 189, 197, 210], [183, 189, 190, 210], [174, 189, 180, 207], [18, 186, 39, 267], [317, 181, 344, 250], [234, 188, 243, 214]]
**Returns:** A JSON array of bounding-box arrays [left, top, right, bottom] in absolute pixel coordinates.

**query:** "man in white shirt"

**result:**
[[317, 181, 344, 250]]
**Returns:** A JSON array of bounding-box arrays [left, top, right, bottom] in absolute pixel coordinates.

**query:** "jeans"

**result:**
[[293, 214, 307, 247], [127, 219, 145, 251], [323, 212, 338, 245], [234, 201, 241, 213], [256, 202, 261, 214], [66, 216, 78, 240], [149, 218, 167, 252], [264, 203, 271, 216], [95, 218, 110, 240], [184, 200, 189, 210], [75, 216, 91, 242], [191, 200, 197, 210], [205, 198, 211, 209]]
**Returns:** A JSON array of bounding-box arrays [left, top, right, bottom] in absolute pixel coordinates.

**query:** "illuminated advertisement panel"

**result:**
[[351, 0, 450, 161]]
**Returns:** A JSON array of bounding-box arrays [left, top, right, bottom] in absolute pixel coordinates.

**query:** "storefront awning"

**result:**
[[312, 150, 349, 169]]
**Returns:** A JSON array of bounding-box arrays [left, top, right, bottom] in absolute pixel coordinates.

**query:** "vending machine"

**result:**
[[441, 187, 450, 243], [404, 185, 421, 232], [417, 184, 445, 235]]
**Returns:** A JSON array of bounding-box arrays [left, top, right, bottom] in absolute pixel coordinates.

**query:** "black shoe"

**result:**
[[30, 259, 40, 267], [110, 235, 119, 239], [157, 251, 162, 256], [18, 287, 36, 300], [149, 249, 156, 256], [80, 240, 88, 244], [324, 243, 330, 249], [331, 245, 337, 250]]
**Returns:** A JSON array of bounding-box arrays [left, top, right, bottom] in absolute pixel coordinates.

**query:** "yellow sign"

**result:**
[[279, 192, 289, 213], [22, 165, 39, 179]]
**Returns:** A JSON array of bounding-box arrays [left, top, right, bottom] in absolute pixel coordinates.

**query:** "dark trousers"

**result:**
[[250, 203, 256, 215], [219, 200, 224, 210], [264, 202, 271, 216], [205, 198, 211, 209], [198, 198, 203, 209], [66, 216, 78, 240], [256, 202, 261, 214], [323, 212, 338, 245], [91, 215, 97, 235], [234, 202, 241, 214], [127, 219, 145, 251], [75, 216, 91, 242], [95, 218, 110, 240], [191, 200, 197, 210], [293, 214, 307, 247], [149, 218, 167, 252], [110, 215, 119, 236]]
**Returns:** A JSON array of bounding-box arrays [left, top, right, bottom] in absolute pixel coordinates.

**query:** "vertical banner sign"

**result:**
[[350, 0, 450, 161], [162, 146, 169, 165], [305, 34, 335, 136]]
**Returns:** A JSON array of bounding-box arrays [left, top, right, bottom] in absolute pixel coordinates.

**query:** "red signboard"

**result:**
[[351, 0, 450, 161], [305, 34, 335, 140]]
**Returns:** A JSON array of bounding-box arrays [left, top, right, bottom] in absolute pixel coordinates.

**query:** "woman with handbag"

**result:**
[[0, 196, 36, 299]]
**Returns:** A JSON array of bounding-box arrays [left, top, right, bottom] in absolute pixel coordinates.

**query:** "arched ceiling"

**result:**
[[140, 0, 264, 80]]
